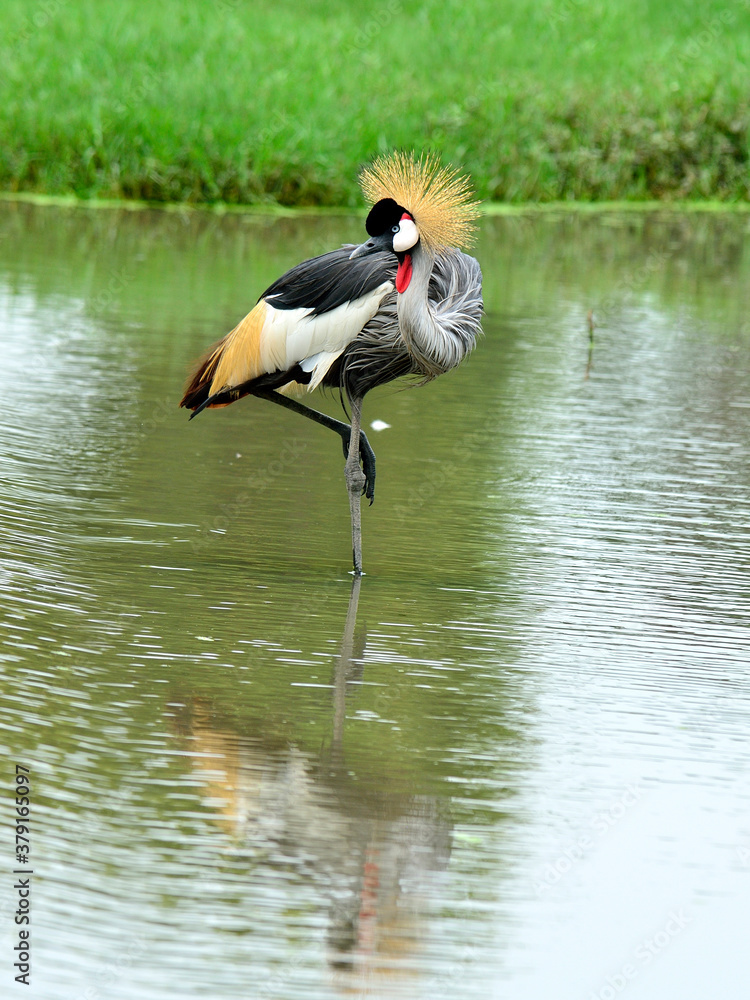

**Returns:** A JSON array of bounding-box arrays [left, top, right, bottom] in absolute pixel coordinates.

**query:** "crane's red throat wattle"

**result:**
[[396, 254, 412, 293]]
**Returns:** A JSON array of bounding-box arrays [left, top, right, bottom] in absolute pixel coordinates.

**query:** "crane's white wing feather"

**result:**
[[261, 281, 394, 389]]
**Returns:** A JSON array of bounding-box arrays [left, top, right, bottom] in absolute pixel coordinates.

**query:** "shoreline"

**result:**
[[3, 190, 750, 217]]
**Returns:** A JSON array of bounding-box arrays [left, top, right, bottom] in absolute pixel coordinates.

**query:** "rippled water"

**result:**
[[1, 202, 750, 999]]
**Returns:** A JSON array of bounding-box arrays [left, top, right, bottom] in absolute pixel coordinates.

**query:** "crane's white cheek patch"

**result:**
[[393, 219, 419, 252]]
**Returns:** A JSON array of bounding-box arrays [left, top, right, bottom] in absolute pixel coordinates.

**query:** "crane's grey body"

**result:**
[[338, 247, 483, 400]]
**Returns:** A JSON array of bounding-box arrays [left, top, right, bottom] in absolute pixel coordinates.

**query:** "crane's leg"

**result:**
[[344, 396, 366, 575], [253, 389, 376, 503]]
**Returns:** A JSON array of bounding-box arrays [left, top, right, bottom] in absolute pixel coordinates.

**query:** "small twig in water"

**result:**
[[584, 309, 596, 380]]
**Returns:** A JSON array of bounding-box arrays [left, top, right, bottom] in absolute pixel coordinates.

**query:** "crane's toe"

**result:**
[[360, 436, 376, 505]]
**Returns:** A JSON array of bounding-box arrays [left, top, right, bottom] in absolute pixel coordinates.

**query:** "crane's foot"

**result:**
[[340, 429, 376, 504]]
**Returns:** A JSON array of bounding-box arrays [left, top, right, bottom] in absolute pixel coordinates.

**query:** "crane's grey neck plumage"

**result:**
[[396, 244, 482, 378]]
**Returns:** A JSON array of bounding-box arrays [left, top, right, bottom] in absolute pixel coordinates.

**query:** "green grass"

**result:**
[[2, 0, 750, 206]]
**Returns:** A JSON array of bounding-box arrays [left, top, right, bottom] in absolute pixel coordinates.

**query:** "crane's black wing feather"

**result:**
[[260, 246, 396, 315]]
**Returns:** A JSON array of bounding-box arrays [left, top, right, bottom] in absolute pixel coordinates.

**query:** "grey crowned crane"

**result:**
[[180, 152, 483, 575]]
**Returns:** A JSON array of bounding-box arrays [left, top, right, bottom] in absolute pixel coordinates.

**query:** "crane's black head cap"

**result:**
[[366, 198, 408, 237]]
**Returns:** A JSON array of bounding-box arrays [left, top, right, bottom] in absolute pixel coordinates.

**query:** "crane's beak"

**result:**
[[349, 232, 393, 259]]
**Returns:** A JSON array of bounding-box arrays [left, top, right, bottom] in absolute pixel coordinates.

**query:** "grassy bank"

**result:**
[[2, 0, 750, 206]]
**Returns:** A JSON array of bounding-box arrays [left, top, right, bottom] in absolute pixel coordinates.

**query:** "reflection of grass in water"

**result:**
[[2, 0, 750, 205]]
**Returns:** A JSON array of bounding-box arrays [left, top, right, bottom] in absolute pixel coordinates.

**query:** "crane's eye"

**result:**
[[391, 225, 399, 234]]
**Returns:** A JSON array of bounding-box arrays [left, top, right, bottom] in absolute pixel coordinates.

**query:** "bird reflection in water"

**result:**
[[175, 577, 453, 991]]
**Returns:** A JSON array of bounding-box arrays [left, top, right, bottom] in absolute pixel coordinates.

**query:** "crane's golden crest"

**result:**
[[359, 151, 481, 256]]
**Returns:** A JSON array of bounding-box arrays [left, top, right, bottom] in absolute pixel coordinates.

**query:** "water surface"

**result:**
[[1, 203, 749, 998]]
